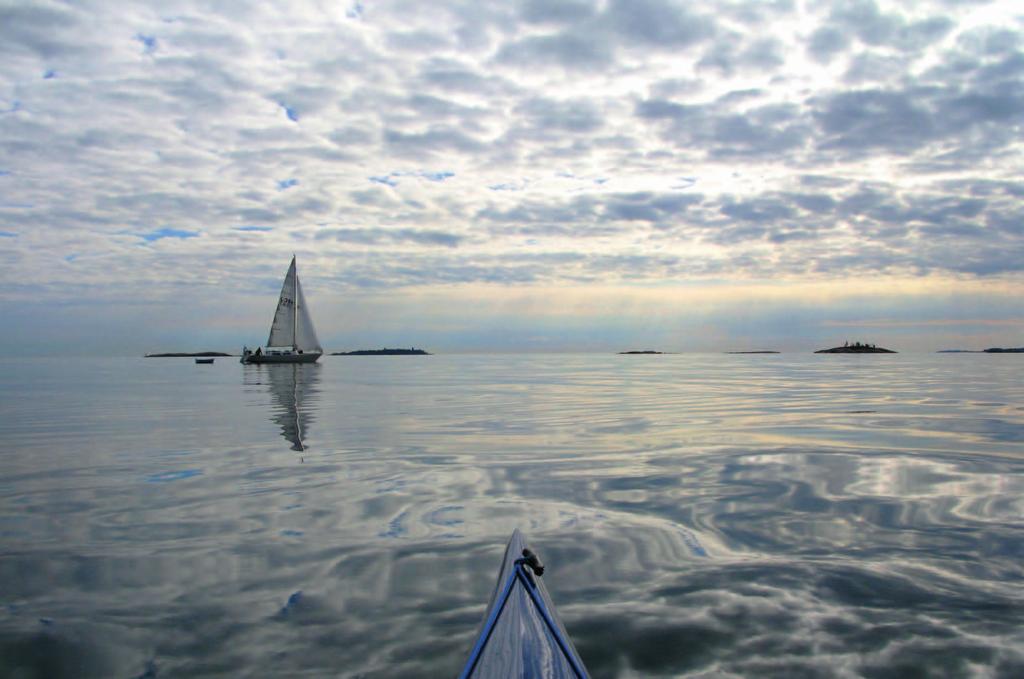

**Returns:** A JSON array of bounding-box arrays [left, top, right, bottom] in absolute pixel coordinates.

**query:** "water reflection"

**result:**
[[245, 363, 320, 453], [1, 355, 1022, 678]]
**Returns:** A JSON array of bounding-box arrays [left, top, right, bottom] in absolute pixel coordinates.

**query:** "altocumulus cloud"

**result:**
[[0, 0, 1022, 351]]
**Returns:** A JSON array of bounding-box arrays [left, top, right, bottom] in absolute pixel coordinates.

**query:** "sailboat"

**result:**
[[240, 256, 323, 364]]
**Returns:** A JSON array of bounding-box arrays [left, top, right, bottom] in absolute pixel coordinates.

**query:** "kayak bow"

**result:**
[[458, 529, 590, 679]]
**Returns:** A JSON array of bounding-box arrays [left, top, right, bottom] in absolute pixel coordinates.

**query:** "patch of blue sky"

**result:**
[[2, 100, 21, 114], [65, 254, 77, 262], [0, 170, 10, 176], [279, 102, 299, 122], [135, 34, 157, 54], [43, 69, 56, 79], [346, 1, 365, 19], [371, 170, 454, 186], [139, 227, 199, 242], [236, 225, 273, 232], [489, 183, 519, 191], [277, 178, 298, 190], [0, 231, 16, 237]]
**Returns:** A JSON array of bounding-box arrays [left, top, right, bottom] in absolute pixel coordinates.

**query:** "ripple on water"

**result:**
[[0, 355, 1022, 677]]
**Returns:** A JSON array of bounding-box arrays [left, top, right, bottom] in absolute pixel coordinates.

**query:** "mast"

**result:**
[[292, 255, 298, 351]]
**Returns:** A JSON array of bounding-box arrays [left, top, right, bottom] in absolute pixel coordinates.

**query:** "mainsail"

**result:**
[[266, 257, 323, 352], [294, 274, 321, 352]]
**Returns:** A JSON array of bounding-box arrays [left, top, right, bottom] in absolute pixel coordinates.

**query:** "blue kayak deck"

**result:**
[[459, 530, 589, 679]]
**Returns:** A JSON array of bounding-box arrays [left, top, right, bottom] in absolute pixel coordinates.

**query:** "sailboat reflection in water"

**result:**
[[247, 364, 320, 453]]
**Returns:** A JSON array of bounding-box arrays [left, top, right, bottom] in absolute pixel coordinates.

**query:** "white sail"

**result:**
[[242, 256, 323, 364], [294, 272, 322, 353], [267, 258, 297, 348]]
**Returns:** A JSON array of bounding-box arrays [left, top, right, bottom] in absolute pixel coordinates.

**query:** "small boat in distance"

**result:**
[[195, 358, 215, 364], [241, 256, 323, 365], [459, 530, 590, 678]]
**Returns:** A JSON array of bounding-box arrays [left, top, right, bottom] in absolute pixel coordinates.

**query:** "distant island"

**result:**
[[937, 347, 1023, 353], [983, 347, 1024, 353], [145, 351, 232, 357], [618, 350, 664, 354], [816, 341, 895, 354], [726, 351, 780, 354], [332, 348, 431, 356]]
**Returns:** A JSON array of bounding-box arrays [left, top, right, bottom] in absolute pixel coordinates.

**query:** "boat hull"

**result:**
[[460, 530, 589, 679], [241, 352, 321, 365]]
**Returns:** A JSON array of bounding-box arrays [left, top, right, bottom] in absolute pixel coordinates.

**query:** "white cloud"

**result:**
[[1, 0, 1022, 351]]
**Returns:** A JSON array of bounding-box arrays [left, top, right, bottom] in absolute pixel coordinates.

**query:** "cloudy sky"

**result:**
[[1, 0, 1022, 354]]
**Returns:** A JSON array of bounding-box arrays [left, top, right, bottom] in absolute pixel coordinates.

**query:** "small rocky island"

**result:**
[[332, 348, 431, 356], [618, 350, 664, 354], [815, 341, 895, 354], [984, 347, 1024, 353], [145, 351, 232, 357], [726, 351, 780, 354]]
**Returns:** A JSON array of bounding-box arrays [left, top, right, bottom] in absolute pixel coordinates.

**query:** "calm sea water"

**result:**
[[1, 354, 1022, 678]]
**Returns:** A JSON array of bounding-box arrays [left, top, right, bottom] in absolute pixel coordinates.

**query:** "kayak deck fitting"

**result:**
[[458, 529, 590, 679]]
